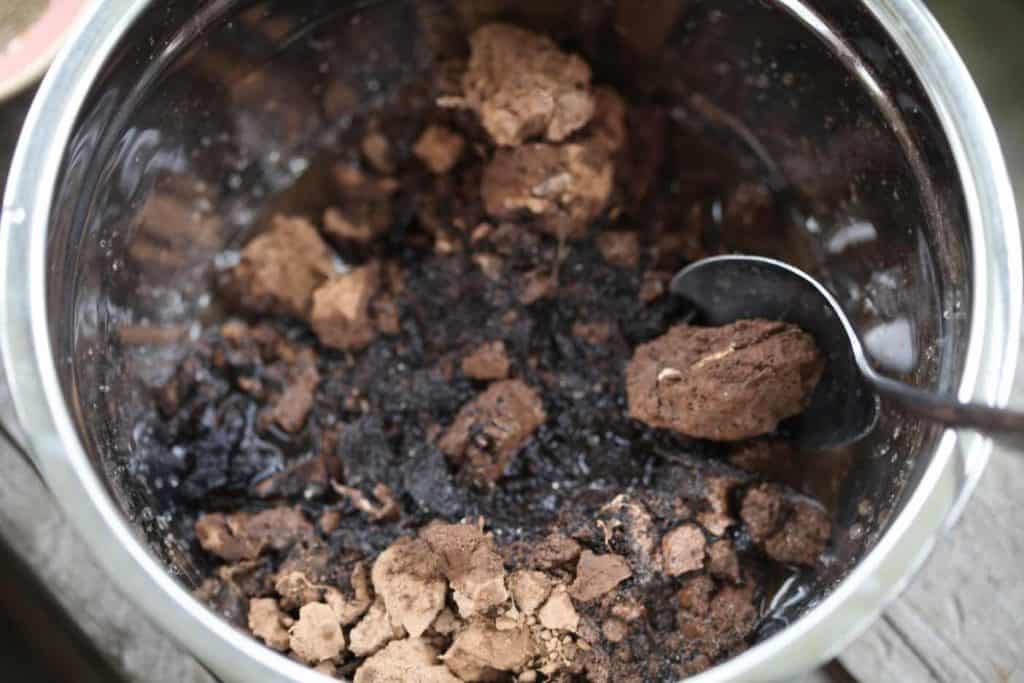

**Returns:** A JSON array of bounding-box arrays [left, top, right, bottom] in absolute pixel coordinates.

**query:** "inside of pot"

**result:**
[[47, 0, 972, 677]]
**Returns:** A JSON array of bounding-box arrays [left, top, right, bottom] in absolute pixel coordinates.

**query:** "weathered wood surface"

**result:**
[[0, 438, 216, 683]]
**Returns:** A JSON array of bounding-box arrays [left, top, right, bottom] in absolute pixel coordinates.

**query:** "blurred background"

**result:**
[[0, 1, 1021, 681]]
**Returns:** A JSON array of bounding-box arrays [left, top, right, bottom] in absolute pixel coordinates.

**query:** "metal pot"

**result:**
[[0, 0, 1019, 681]]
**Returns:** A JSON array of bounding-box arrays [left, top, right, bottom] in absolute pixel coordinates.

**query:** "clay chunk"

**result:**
[[439, 379, 546, 486], [443, 621, 537, 682], [510, 570, 554, 615], [596, 230, 640, 269], [354, 638, 460, 683], [420, 521, 509, 618], [626, 320, 824, 441], [459, 23, 595, 147], [661, 524, 707, 577], [195, 507, 312, 562], [349, 600, 397, 657], [740, 484, 831, 566], [370, 537, 447, 638], [269, 352, 320, 433], [310, 262, 380, 351], [414, 124, 466, 174], [461, 340, 511, 381], [289, 602, 346, 664], [482, 142, 614, 240], [569, 551, 632, 603], [247, 598, 290, 652], [222, 215, 336, 319]]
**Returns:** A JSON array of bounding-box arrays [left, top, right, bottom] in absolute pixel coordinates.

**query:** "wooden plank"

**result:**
[[0, 440, 216, 683]]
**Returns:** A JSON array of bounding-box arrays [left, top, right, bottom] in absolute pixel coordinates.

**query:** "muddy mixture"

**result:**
[[147, 23, 834, 682]]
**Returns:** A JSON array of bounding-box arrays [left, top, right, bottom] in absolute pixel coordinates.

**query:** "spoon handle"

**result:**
[[865, 370, 1024, 450]]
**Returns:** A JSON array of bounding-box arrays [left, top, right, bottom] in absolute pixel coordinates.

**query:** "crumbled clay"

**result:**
[[510, 570, 553, 614], [415, 124, 466, 174], [661, 524, 707, 577], [457, 23, 595, 146], [481, 142, 614, 240], [707, 540, 741, 583], [310, 262, 381, 351], [194, 513, 262, 562], [247, 598, 291, 652], [529, 533, 582, 570], [741, 484, 831, 566], [269, 352, 320, 433], [597, 495, 658, 580], [537, 585, 579, 633], [371, 537, 447, 638], [275, 570, 323, 611], [461, 341, 511, 381], [569, 551, 632, 603], [421, 521, 509, 618], [222, 215, 336, 319], [697, 475, 739, 537], [350, 599, 399, 657], [626, 320, 824, 441], [324, 562, 373, 625], [195, 507, 312, 562], [354, 638, 461, 683], [596, 230, 640, 269], [439, 379, 546, 486], [443, 621, 537, 682], [288, 602, 346, 664]]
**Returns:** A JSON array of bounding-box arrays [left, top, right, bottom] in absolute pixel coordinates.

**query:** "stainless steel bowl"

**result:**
[[1, 1, 1019, 681]]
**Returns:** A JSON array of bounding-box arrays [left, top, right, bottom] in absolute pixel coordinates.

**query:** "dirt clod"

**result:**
[[741, 484, 831, 566], [626, 320, 824, 441], [569, 552, 632, 603], [538, 585, 579, 633], [461, 341, 511, 381], [661, 524, 707, 577], [510, 570, 554, 615], [354, 638, 460, 683], [439, 379, 546, 487], [596, 231, 640, 269], [310, 262, 381, 351], [221, 215, 335, 319], [247, 598, 291, 652], [444, 621, 537, 682], [371, 537, 447, 638], [195, 507, 312, 562], [415, 125, 466, 174], [482, 142, 614, 240], [421, 521, 508, 618], [289, 602, 346, 664], [457, 23, 595, 147], [349, 600, 399, 657]]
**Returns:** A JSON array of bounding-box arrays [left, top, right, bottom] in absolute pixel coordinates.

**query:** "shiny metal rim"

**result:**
[[1, 1, 1018, 682]]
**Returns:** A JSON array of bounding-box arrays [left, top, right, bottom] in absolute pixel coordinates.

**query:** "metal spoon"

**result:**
[[671, 254, 1023, 450]]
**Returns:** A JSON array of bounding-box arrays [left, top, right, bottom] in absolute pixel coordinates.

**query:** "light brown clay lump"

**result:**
[[439, 379, 546, 487], [626, 319, 824, 441], [455, 23, 596, 147], [222, 215, 336, 319]]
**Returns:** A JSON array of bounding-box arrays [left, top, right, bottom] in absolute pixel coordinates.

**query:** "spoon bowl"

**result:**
[[672, 255, 1024, 452], [670, 255, 879, 450]]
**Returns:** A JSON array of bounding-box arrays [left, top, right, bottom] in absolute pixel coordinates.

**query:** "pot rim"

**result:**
[[1, 1, 1019, 681]]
